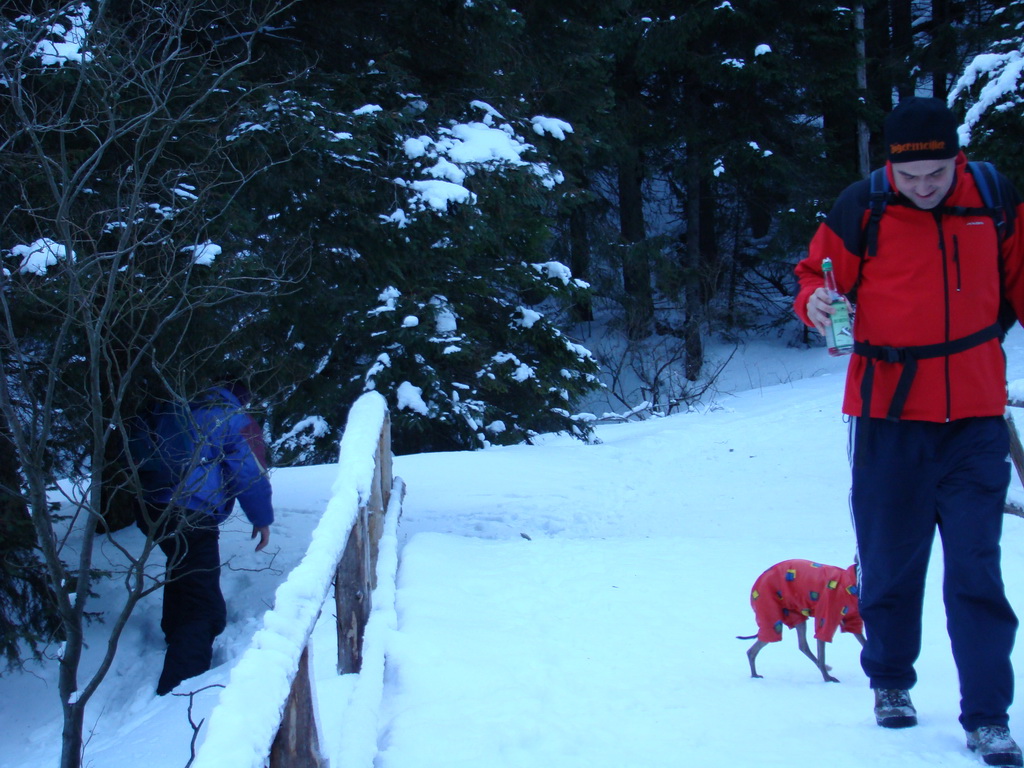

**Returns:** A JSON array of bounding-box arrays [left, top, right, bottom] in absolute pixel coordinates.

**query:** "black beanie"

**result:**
[[885, 97, 959, 163]]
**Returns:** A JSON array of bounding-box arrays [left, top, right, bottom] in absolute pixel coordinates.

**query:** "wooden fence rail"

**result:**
[[193, 392, 402, 768]]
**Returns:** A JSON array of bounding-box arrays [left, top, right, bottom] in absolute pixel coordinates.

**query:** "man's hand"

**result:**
[[807, 286, 840, 336], [252, 525, 271, 552]]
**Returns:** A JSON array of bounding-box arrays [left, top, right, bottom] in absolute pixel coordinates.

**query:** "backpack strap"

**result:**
[[968, 160, 1006, 238], [854, 322, 1003, 421], [936, 162, 1004, 232], [848, 168, 894, 305], [961, 161, 1017, 336], [861, 161, 1008, 251], [851, 161, 1014, 312], [863, 167, 892, 259]]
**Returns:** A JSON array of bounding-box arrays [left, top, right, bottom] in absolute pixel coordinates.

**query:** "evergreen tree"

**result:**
[[0, 426, 61, 671], [236, 1, 602, 458], [949, 0, 1024, 184], [620, 2, 858, 355], [229, 79, 600, 457]]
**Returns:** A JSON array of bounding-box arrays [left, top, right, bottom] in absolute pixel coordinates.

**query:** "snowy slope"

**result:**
[[4, 328, 1024, 767]]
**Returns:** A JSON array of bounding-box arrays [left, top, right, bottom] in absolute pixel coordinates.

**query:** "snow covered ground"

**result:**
[[5, 327, 1024, 768]]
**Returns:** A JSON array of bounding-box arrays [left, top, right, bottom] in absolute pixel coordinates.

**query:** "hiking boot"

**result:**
[[873, 688, 917, 728], [967, 726, 1023, 767]]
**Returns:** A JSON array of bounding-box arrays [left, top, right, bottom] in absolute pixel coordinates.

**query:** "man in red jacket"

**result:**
[[795, 97, 1024, 767]]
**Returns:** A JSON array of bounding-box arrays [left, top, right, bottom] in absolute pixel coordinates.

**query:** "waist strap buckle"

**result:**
[[876, 346, 908, 364]]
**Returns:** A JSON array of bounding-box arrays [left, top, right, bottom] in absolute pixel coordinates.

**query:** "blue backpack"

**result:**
[[127, 400, 210, 496]]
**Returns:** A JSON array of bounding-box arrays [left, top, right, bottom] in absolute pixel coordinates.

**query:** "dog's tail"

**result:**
[[736, 633, 758, 640]]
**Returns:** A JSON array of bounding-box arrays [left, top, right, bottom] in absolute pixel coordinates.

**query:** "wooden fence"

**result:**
[[193, 392, 403, 768], [1007, 401, 1024, 517]]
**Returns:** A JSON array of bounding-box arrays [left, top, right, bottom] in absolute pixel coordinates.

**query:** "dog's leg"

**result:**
[[795, 622, 819, 667], [797, 623, 840, 682], [816, 638, 839, 683], [746, 639, 768, 678]]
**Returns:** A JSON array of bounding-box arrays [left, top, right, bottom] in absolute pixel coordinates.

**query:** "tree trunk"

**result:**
[[890, 0, 915, 99], [100, 431, 137, 533], [618, 146, 653, 340], [568, 205, 594, 322], [684, 149, 704, 382], [60, 701, 85, 768], [855, 2, 871, 178], [613, 43, 653, 341], [699, 176, 719, 298], [865, 0, 896, 118], [930, 0, 952, 99]]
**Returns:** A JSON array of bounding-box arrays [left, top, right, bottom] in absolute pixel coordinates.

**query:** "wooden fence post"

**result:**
[[335, 410, 392, 672], [265, 399, 395, 768], [367, 412, 391, 587], [269, 647, 325, 767], [335, 506, 372, 674], [1006, 409, 1024, 517]]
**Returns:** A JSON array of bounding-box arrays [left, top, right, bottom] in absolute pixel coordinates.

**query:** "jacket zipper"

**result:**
[[952, 235, 962, 291], [935, 212, 952, 421]]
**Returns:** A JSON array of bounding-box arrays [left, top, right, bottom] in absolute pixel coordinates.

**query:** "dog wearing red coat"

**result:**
[[739, 559, 866, 682]]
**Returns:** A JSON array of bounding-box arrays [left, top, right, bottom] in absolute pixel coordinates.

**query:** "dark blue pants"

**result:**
[[851, 416, 1017, 730], [140, 505, 227, 696]]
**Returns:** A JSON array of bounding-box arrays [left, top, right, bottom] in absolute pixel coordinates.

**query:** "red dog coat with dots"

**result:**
[[750, 559, 863, 643]]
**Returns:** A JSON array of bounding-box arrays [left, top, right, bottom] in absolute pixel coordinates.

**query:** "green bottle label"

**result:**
[[826, 299, 853, 352]]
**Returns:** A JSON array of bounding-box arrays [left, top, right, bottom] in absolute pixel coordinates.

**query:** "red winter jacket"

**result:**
[[794, 153, 1024, 422]]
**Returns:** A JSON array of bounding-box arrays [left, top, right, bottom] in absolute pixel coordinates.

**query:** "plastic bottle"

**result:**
[[822, 257, 853, 356]]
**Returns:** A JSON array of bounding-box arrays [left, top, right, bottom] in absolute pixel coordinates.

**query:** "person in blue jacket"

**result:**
[[136, 381, 274, 696]]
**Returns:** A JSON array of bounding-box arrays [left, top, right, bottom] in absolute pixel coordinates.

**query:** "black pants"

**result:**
[[851, 416, 1017, 731], [141, 505, 227, 696]]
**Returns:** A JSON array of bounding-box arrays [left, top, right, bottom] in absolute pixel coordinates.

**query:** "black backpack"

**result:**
[[852, 160, 1014, 303], [848, 161, 1018, 421]]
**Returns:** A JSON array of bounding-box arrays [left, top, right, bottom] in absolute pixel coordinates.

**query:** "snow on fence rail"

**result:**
[[193, 391, 405, 768]]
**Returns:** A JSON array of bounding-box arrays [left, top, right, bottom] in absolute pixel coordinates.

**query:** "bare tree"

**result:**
[[0, 3, 302, 767], [590, 331, 736, 420]]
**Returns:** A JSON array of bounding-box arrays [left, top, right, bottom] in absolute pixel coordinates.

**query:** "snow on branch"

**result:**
[[951, 49, 1024, 145], [387, 100, 570, 223], [30, 3, 93, 66]]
